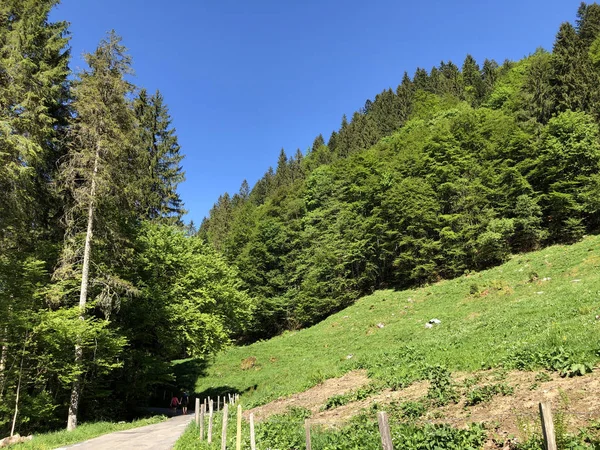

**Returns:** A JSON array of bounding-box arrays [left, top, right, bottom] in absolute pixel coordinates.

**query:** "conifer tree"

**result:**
[[0, 0, 69, 419], [461, 54, 485, 105], [577, 2, 600, 47], [439, 61, 463, 98], [311, 134, 325, 152], [551, 22, 597, 114], [55, 31, 137, 431], [396, 72, 415, 122], [274, 148, 290, 188], [327, 131, 338, 153], [413, 67, 429, 91], [134, 89, 185, 222], [290, 148, 305, 183], [481, 58, 499, 98], [523, 50, 555, 123], [369, 88, 402, 135], [239, 179, 250, 200], [336, 115, 351, 157], [0, 0, 70, 250]]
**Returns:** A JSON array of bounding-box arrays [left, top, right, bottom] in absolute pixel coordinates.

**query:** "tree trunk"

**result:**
[[0, 325, 7, 399], [10, 332, 26, 437], [67, 145, 99, 431]]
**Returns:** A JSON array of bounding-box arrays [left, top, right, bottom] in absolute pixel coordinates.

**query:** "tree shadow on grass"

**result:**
[[193, 385, 258, 408], [171, 358, 209, 391]]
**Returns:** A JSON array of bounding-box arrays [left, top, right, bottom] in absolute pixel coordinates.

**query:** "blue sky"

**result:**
[[50, 0, 583, 225]]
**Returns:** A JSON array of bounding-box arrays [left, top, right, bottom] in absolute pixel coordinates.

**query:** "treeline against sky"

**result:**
[[200, 3, 600, 340]]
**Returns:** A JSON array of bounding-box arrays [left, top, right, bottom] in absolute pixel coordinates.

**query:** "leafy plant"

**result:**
[[398, 401, 427, 420], [323, 384, 380, 410], [504, 346, 594, 377], [535, 371, 552, 382], [423, 365, 458, 406], [465, 382, 514, 406]]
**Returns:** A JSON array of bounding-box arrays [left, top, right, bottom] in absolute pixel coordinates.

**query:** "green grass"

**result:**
[[12, 416, 167, 449], [196, 235, 600, 408], [174, 407, 490, 450]]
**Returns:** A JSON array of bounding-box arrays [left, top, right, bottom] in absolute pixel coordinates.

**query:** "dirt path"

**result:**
[[57, 414, 192, 450]]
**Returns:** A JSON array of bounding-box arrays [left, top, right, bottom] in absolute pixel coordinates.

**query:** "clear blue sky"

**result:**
[[50, 0, 582, 225]]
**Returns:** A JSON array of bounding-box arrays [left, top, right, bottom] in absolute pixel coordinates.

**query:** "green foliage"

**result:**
[[424, 365, 459, 406], [504, 345, 594, 377], [254, 407, 311, 449], [176, 409, 487, 450], [134, 89, 186, 222], [464, 383, 514, 406], [134, 223, 254, 357], [323, 384, 380, 410], [397, 401, 427, 420]]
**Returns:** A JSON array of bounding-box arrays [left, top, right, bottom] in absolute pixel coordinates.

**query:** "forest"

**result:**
[[200, 2, 600, 341], [0, 0, 252, 436], [2, 0, 600, 438]]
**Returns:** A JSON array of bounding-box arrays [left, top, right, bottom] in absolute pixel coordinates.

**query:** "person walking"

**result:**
[[180, 392, 189, 415], [170, 394, 180, 415]]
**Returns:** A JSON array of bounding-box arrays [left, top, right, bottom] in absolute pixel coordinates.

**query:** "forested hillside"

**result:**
[[200, 2, 600, 341], [0, 1, 252, 436]]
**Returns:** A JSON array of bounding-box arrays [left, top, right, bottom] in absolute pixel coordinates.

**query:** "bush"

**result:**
[[423, 365, 458, 406]]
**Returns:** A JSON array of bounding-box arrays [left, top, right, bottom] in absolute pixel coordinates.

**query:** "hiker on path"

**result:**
[[180, 392, 189, 415], [170, 395, 180, 414]]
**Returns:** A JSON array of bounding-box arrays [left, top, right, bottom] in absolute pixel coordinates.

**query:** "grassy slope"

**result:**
[[12, 416, 167, 450], [196, 235, 600, 408]]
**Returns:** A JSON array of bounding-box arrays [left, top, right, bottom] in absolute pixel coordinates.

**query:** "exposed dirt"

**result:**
[[245, 367, 600, 447], [245, 370, 370, 421]]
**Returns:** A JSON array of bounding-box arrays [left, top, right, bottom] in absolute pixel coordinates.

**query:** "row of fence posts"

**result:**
[[194, 394, 256, 450], [192, 398, 558, 450], [307, 402, 558, 450]]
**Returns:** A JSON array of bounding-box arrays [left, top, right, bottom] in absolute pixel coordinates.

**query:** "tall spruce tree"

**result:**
[[481, 58, 499, 98], [577, 2, 600, 47], [55, 31, 137, 431], [0, 0, 69, 423], [311, 134, 325, 152], [551, 22, 596, 113], [461, 54, 485, 105], [134, 89, 185, 223]]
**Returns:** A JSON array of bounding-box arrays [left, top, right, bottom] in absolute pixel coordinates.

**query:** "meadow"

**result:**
[[196, 235, 600, 408]]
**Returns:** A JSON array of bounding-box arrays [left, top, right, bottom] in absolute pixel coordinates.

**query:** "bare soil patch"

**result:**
[[245, 370, 370, 421]]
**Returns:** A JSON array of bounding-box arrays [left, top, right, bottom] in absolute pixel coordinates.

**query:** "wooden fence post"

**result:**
[[221, 403, 229, 450], [200, 404, 205, 441], [195, 398, 200, 425], [236, 404, 242, 450], [539, 402, 557, 450], [208, 399, 214, 443], [305, 419, 311, 450], [250, 413, 256, 450], [377, 411, 394, 450]]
